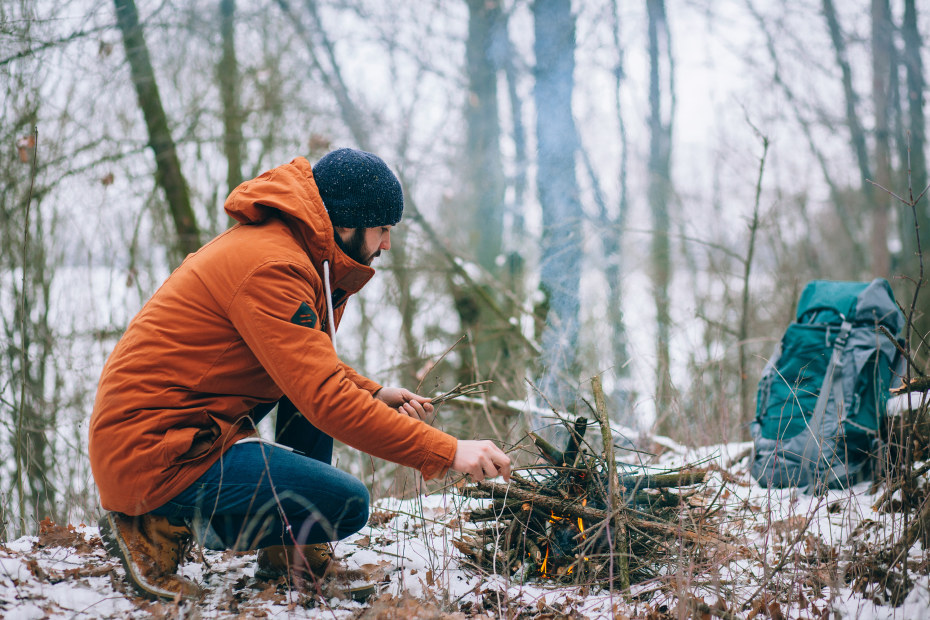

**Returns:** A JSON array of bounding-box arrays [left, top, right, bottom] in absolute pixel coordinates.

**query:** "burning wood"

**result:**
[[455, 385, 727, 588]]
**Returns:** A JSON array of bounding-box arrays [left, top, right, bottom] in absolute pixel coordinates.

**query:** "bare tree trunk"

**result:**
[[823, 0, 880, 275], [465, 0, 505, 274], [502, 23, 528, 241], [453, 0, 525, 398], [823, 0, 874, 194], [533, 0, 583, 411], [18, 203, 58, 531], [901, 0, 930, 341], [113, 0, 200, 260], [903, 0, 927, 206], [889, 6, 908, 195], [1, 121, 60, 534], [647, 0, 675, 434], [871, 0, 893, 277], [740, 134, 768, 432], [607, 0, 631, 418], [462, 0, 503, 332], [500, 9, 531, 399], [219, 0, 244, 204]]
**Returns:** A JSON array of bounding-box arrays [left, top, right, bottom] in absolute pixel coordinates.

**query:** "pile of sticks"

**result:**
[[855, 386, 930, 603], [454, 380, 725, 587]]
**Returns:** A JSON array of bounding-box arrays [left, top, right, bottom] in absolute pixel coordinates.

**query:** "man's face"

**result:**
[[334, 225, 392, 266]]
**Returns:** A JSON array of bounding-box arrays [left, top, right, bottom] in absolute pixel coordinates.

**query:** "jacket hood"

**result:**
[[224, 157, 375, 295]]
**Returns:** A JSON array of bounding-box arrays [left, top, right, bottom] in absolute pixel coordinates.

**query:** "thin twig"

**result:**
[[867, 178, 930, 209], [0, 24, 111, 67], [525, 377, 569, 422], [739, 126, 769, 426], [16, 125, 38, 534], [867, 179, 911, 207], [873, 460, 930, 511], [593, 375, 630, 593], [431, 381, 493, 406], [878, 325, 926, 378], [415, 334, 467, 393], [739, 510, 819, 610]]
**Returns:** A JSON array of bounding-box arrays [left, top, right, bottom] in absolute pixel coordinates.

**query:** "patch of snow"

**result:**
[[0, 441, 927, 618]]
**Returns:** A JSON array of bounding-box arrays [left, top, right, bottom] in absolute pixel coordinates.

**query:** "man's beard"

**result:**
[[335, 228, 379, 266]]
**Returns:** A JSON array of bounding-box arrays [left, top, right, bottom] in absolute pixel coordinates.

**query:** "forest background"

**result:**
[[0, 0, 927, 543]]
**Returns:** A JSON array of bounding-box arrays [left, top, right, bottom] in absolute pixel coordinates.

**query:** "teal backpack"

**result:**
[[750, 279, 904, 490]]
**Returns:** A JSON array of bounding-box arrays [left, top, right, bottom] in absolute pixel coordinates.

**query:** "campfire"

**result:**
[[455, 382, 725, 588]]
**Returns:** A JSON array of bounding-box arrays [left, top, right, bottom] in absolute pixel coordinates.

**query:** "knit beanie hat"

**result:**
[[312, 148, 404, 228]]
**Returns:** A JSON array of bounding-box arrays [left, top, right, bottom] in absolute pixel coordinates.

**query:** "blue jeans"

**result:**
[[150, 398, 369, 550]]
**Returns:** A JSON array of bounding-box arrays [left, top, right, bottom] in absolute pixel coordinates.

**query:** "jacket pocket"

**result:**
[[162, 413, 222, 466]]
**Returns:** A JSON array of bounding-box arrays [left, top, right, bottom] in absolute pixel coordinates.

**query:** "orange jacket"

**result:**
[[89, 157, 457, 515]]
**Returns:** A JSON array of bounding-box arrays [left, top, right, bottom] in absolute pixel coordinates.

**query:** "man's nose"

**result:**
[[381, 232, 391, 251]]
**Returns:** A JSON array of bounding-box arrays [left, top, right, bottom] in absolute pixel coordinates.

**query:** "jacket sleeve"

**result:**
[[339, 361, 381, 394], [226, 260, 456, 479], [332, 305, 381, 393]]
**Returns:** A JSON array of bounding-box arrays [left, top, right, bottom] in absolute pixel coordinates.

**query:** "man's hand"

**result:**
[[374, 386, 434, 422], [451, 440, 511, 482]]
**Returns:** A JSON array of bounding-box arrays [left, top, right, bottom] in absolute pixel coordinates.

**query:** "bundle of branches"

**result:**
[[854, 367, 930, 603], [878, 326, 930, 478], [454, 413, 726, 588], [874, 381, 930, 513], [430, 381, 492, 406]]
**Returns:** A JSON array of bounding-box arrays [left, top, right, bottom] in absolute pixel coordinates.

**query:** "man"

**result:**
[[89, 148, 511, 601]]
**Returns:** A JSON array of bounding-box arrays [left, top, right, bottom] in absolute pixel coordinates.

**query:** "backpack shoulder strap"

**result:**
[[802, 320, 852, 488]]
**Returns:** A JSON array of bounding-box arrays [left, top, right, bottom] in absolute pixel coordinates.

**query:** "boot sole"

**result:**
[[98, 513, 201, 602], [254, 561, 378, 603], [344, 582, 377, 602]]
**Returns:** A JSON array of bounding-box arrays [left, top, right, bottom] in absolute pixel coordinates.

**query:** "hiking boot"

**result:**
[[256, 543, 377, 601], [98, 511, 202, 601], [255, 543, 333, 580]]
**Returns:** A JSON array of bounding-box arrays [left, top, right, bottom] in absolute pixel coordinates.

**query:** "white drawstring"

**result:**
[[322, 260, 337, 354]]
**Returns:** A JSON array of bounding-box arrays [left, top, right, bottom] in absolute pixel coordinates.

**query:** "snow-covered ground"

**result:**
[[1, 438, 927, 619]]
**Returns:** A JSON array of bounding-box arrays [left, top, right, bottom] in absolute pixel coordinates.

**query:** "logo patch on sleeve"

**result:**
[[290, 302, 318, 328]]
